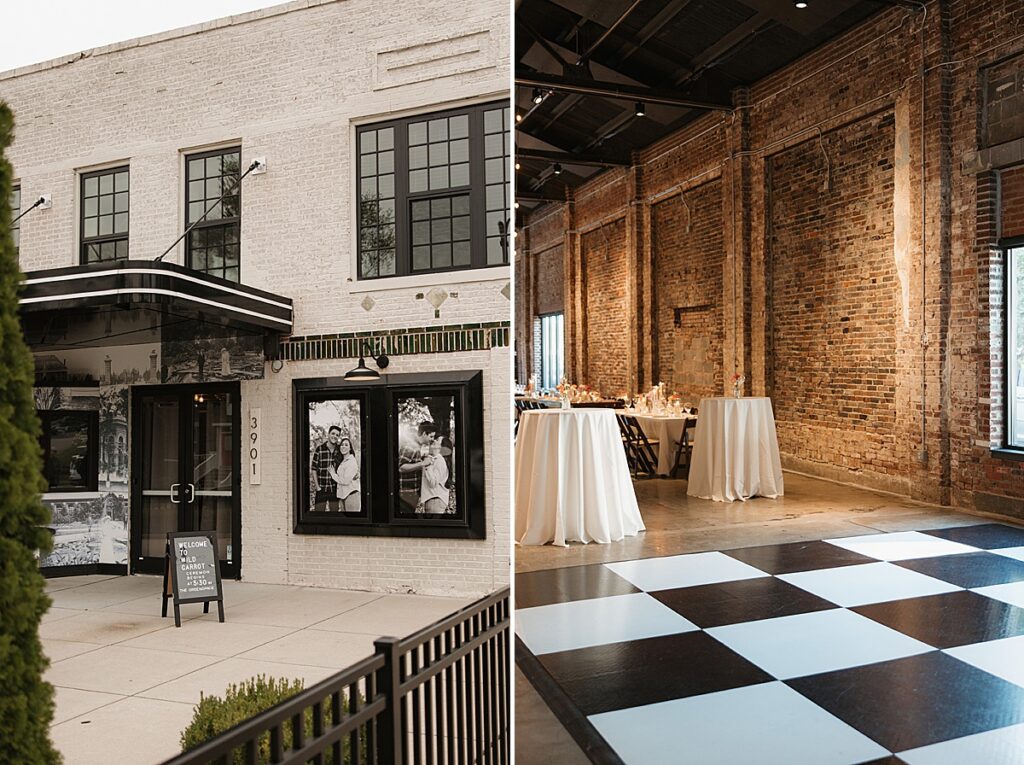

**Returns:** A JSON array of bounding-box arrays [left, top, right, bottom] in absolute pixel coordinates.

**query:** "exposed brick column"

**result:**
[[724, 88, 752, 395], [626, 153, 647, 395], [518, 222, 534, 383], [563, 191, 583, 383]]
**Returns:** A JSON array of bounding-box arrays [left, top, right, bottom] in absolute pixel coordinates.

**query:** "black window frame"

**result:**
[[38, 409, 100, 493], [293, 371, 485, 539], [80, 166, 130, 264], [10, 185, 19, 258], [184, 146, 242, 282], [356, 101, 510, 279]]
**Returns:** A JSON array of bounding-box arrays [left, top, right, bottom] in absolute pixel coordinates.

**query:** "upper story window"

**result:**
[[357, 101, 510, 279], [10, 186, 19, 257], [81, 167, 129, 264], [186, 147, 241, 282]]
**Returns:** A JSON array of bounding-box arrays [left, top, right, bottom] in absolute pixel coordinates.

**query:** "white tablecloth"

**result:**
[[629, 412, 697, 476], [687, 397, 784, 502], [515, 409, 645, 546]]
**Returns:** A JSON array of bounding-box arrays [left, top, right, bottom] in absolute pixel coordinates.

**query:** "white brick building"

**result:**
[[3, 0, 510, 597]]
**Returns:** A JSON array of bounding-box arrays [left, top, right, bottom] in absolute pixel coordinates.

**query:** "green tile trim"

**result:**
[[276, 322, 512, 361]]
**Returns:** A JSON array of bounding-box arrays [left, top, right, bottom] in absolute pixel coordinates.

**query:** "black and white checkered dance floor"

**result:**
[[516, 524, 1024, 764]]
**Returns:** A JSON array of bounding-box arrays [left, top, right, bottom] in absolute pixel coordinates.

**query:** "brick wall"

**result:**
[[582, 218, 628, 396], [651, 179, 724, 400], [767, 112, 899, 480], [517, 0, 1024, 519]]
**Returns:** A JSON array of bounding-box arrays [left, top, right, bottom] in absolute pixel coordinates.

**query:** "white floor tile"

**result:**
[[604, 552, 770, 592], [706, 608, 932, 679], [825, 531, 978, 561], [779, 562, 961, 607], [899, 722, 1024, 765], [589, 681, 889, 765], [515, 593, 697, 655], [945, 636, 1024, 688], [993, 546, 1024, 563], [973, 581, 1024, 609]]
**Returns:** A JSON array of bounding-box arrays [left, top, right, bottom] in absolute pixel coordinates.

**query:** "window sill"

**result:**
[[991, 447, 1024, 463], [347, 265, 510, 294]]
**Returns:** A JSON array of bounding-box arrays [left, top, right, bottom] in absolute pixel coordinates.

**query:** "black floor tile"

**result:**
[[788, 651, 1024, 752], [537, 631, 772, 716], [515, 564, 639, 609], [722, 540, 875, 574], [853, 590, 1024, 648], [895, 551, 1024, 589], [922, 523, 1024, 549], [650, 576, 836, 628]]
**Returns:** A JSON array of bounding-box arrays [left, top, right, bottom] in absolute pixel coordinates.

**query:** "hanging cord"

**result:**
[[12, 195, 46, 224], [155, 159, 262, 262]]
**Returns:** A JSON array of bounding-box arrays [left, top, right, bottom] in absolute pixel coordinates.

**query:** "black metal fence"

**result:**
[[163, 587, 510, 765]]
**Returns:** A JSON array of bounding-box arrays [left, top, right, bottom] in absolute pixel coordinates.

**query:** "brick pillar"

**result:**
[[724, 87, 753, 395], [626, 154, 646, 396], [563, 191, 582, 383]]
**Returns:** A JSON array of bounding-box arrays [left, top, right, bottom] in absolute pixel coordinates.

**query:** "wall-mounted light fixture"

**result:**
[[344, 340, 389, 381]]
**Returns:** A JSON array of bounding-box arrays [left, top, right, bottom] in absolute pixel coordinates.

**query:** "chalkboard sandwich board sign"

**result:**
[[162, 531, 225, 628]]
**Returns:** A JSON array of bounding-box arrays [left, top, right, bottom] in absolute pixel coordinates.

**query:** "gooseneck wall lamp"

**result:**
[[344, 340, 390, 381]]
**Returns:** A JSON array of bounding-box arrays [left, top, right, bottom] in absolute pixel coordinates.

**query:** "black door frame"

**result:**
[[130, 381, 242, 579]]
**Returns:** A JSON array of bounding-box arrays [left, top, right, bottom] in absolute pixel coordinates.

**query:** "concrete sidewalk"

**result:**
[[42, 575, 473, 765]]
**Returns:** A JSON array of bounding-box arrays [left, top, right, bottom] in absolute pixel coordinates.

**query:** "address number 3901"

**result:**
[[249, 408, 261, 485]]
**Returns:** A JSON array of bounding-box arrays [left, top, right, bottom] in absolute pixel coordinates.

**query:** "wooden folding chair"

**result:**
[[671, 417, 697, 479], [618, 414, 659, 478]]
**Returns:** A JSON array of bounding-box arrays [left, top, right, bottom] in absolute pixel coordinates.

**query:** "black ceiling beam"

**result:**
[[871, 0, 925, 9], [575, 0, 645, 66], [515, 189, 566, 203], [516, 148, 630, 167], [516, 71, 732, 111], [518, 19, 572, 70]]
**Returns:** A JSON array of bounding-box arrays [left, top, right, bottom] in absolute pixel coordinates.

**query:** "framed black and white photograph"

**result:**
[[294, 390, 370, 525], [307, 397, 365, 516], [293, 371, 485, 538], [395, 393, 458, 518]]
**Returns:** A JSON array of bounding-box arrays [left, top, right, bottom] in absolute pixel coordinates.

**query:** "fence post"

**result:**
[[375, 636, 403, 764]]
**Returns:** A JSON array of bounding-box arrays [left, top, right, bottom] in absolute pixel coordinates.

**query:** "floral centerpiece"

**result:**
[[732, 373, 746, 398]]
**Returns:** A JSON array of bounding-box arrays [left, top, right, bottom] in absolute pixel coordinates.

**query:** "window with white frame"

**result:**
[[1007, 242, 1024, 448], [540, 312, 564, 390], [356, 101, 510, 279]]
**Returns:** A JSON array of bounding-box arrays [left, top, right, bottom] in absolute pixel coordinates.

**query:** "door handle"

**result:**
[[185, 483, 195, 503], [170, 483, 181, 504]]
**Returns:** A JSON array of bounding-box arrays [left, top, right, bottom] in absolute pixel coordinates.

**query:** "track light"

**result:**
[[553, 163, 562, 175], [532, 88, 544, 104], [794, 1, 807, 7], [635, 101, 646, 117], [514, 201, 520, 209], [515, 113, 523, 122], [515, 161, 521, 170]]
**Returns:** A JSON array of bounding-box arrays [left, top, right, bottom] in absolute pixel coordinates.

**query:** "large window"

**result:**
[[38, 410, 99, 493], [81, 167, 129, 264], [1008, 244, 1024, 448], [186, 147, 241, 282], [357, 101, 510, 279], [10, 186, 19, 258], [540, 312, 565, 389]]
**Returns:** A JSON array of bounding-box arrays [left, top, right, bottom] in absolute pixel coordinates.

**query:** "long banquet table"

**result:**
[[686, 397, 784, 502], [515, 408, 645, 545]]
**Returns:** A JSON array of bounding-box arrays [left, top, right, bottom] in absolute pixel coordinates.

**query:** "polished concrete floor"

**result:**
[[42, 576, 474, 765], [514, 472, 1003, 764]]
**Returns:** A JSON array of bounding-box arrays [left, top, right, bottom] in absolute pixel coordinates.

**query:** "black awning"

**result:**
[[19, 260, 293, 351]]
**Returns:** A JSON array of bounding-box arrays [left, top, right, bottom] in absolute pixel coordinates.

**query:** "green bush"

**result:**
[[181, 675, 367, 764], [0, 101, 61, 764]]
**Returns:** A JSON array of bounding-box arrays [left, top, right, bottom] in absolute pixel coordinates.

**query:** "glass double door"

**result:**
[[131, 383, 241, 578]]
